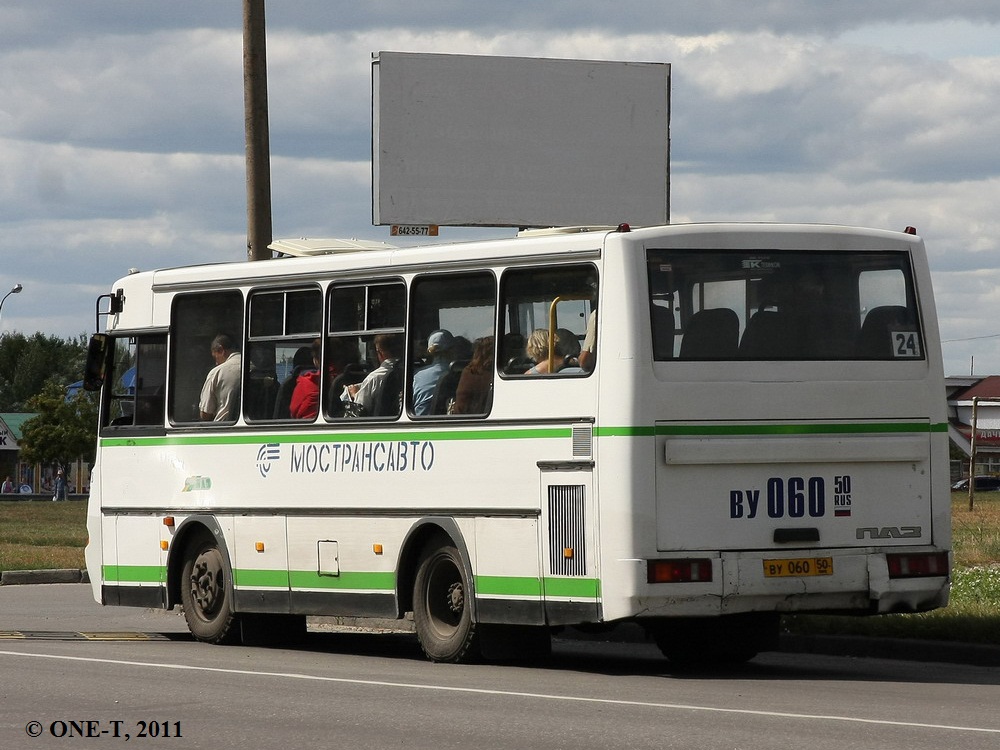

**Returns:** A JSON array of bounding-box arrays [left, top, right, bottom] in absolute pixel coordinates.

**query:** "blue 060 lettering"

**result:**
[[730, 476, 828, 519]]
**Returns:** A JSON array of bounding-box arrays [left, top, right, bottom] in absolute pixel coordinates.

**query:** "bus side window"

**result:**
[[407, 272, 496, 417], [104, 337, 136, 428], [327, 281, 406, 420], [499, 264, 597, 377], [132, 335, 167, 426], [246, 288, 322, 421], [169, 291, 244, 424]]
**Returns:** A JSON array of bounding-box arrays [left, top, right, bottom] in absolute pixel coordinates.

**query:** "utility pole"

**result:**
[[243, 0, 272, 261]]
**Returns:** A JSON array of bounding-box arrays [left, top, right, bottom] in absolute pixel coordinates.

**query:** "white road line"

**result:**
[[3, 649, 998, 735]]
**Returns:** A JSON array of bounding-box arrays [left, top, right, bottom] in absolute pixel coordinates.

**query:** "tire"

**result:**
[[180, 531, 239, 644], [413, 543, 478, 663]]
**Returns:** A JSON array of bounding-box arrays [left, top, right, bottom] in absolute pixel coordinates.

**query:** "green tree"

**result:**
[[0, 332, 89, 411], [18, 382, 98, 475]]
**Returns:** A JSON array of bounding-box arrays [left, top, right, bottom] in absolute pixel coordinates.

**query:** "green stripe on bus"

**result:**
[[543, 577, 600, 599], [99, 426, 570, 448], [103, 565, 165, 583], [475, 575, 543, 598], [287, 570, 395, 591], [100, 566, 599, 602], [233, 569, 290, 588], [476, 576, 600, 600], [99, 421, 945, 449], [597, 422, 947, 437]]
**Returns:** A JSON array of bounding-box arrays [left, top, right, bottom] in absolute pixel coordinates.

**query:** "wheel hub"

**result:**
[[190, 550, 223, 615], [445, 581, 465, 615]]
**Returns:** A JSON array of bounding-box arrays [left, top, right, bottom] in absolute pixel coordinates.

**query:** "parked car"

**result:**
[[951, 475, 1000, 491]]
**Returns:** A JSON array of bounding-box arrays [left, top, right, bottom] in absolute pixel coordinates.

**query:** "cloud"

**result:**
[[1, 4, 999, 379]]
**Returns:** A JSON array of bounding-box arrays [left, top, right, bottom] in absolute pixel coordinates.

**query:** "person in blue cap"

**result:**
[[411, 329, 454, 415]]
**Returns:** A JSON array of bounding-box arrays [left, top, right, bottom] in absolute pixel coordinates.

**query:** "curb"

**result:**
[[0, 569, 90, 586]]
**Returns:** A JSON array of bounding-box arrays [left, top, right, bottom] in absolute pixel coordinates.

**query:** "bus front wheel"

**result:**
[[413, 543, 478, 663], [180, 533, 238, 644]]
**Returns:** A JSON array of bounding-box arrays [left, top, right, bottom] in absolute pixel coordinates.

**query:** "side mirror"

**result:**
[[83, 334, 110, 391]]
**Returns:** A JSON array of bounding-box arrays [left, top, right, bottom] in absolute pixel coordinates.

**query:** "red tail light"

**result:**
[[647, 558, 713, 583], [886, 552, 948, 578]]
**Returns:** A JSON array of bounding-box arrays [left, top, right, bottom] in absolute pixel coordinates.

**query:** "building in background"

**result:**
[[947, 376, 1000, 479], [0, 413, 88, 497]]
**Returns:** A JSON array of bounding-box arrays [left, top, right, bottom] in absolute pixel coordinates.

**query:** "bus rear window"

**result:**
[[647, 249, 923, 362]]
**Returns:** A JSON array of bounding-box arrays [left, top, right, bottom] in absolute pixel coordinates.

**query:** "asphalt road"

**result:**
[[2, 584, 1000, 750]]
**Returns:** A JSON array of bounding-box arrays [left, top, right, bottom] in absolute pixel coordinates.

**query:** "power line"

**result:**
[[942, 333, 1000, 343]]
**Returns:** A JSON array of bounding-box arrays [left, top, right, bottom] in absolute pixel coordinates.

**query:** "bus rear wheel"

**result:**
[[180, 533, 238, 644], [413, 543, 478, 663]]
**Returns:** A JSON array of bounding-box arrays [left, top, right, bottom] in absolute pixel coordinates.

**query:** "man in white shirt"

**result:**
[[345, 333, 403, 416], [199, 334, 242, 421]]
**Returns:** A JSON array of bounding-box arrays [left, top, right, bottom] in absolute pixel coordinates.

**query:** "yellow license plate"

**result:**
[[762, 557, 833, 577]]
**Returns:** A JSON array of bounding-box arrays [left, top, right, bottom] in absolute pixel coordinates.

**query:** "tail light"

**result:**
[[647, 558, 713, 583], [886, 551, 948, 578]]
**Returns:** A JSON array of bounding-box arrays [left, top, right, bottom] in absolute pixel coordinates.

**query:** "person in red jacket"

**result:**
[[289, 340, 322, 420], [290, 338, 357, 420]]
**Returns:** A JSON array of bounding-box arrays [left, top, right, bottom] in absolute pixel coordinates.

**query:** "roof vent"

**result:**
[[269, 238, 397, 257]]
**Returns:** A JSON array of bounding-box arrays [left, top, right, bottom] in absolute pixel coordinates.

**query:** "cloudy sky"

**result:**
[[2, 1, 999, 376]]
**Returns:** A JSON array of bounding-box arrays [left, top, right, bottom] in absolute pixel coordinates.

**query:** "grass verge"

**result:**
[[0, 500, 86, 572], [785, 492, 1000, 644]]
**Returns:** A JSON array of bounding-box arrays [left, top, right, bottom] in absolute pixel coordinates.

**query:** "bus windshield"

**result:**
[[647, 248, 923, 361]]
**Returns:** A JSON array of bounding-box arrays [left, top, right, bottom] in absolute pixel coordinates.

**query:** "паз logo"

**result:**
[[257, 443, 281, 478]]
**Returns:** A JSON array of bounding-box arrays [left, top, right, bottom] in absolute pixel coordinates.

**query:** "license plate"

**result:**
[[762, 557, 833, 577]]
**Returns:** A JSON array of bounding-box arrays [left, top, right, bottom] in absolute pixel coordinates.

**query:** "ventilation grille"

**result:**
[[572, 423, 592, 457], [548, 485, 586, 576]]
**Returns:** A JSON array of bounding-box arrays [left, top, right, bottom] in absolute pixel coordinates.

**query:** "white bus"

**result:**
[[83, 223, 950, 664]]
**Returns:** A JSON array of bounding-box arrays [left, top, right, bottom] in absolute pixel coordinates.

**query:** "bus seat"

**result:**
[[650, 304, 675, 359], [327, 363, 370, 417], [679, 308, 739, 359], [857, 305, 913, 358], [429, 360, 468, 415], [739, 310, 800, 359], [373, 366, 404, 417], [244, 372, 279, 421]]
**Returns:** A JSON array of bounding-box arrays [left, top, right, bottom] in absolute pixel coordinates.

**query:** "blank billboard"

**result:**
[[372, 52, 670, 228]]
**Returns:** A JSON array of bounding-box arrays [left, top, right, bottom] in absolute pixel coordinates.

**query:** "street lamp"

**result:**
[[0, 283, 23, 325]]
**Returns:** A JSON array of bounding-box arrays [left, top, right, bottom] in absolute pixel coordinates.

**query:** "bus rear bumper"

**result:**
[[608, 549, 950, 621]]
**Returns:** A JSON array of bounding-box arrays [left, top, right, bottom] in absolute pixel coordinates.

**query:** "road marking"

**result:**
[[1, 649, 999, 735], [0, 631, 170, 641]]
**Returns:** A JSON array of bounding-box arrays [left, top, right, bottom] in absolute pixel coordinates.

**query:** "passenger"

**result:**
[[344, 333, 403, 415], [556, 327, 582, 370], [412, 329, 454, 415], [289, 339, 323, 420], [451, 335, 474, 363], [199, 334, 241, 421], [273, 345, 315, 419], [524, 328, 579, 374], [524, 329, 558, 374], [453, 335, 494, 414]]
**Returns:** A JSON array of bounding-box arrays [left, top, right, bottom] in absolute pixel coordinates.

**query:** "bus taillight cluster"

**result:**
[[647, 558, 713, 584]]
